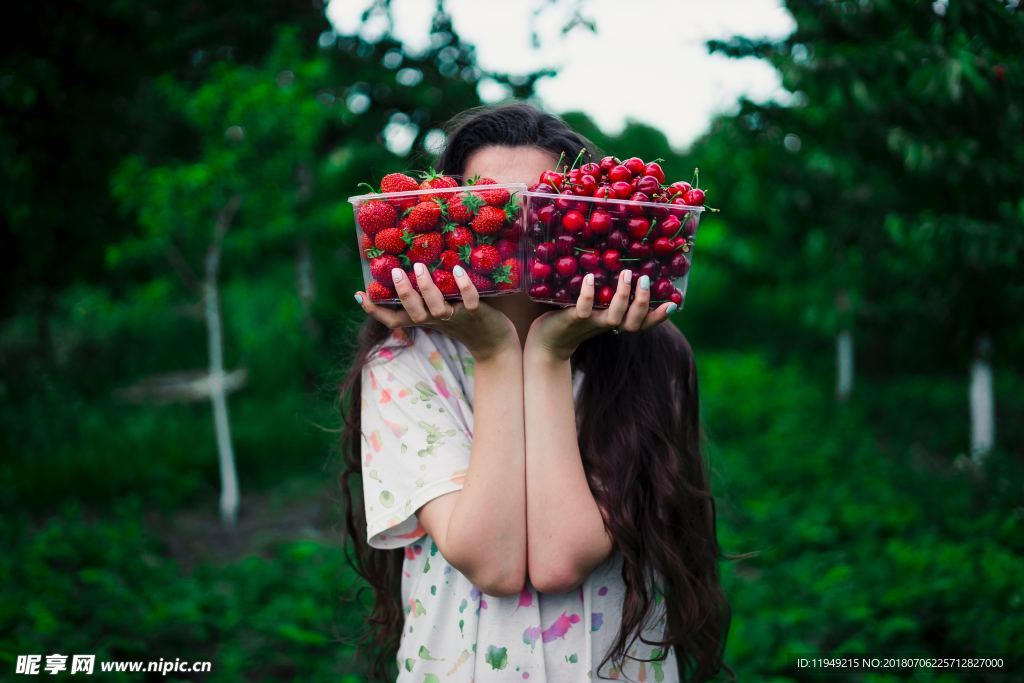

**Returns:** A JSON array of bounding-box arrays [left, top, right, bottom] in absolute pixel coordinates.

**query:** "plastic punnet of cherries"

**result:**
[[523, 153, 710, 309], [349, 170, 525, 303]]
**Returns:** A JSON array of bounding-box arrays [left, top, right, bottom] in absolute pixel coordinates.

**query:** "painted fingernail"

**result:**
[[585, 273, 594, 285], [391, 267, 404, 283], [639, 275, 650, 291], [666, 302, 678, 314], [354, 293, 364, 305], [413, 262, 426, 276], [453, 264, 466, 278], [622, 269, 632, 284]]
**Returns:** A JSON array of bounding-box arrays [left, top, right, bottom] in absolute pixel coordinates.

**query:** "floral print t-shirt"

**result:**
[[360, 326, 679, 682]]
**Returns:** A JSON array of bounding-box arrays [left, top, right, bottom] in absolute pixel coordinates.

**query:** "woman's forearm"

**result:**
[[524, 347, 613, 594], [442, 347, 527, 594]]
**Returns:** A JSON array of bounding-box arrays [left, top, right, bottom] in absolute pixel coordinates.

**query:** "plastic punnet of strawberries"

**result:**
[[349, 170, 527, 303], [523, 153, 710, 309]]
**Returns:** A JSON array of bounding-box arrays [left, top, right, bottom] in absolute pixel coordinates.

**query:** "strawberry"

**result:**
[[437, 249, 460, 270], [357, 200, 397, 236], [369, 255, 401, 284], [367, 281, 395, 302], [446, 192, 483, 223], [470, 205, 507, 235], [467, 270, 494, 292], [495, 238, 517, 260], [380, 173, 419, 194], [445, 225, 474, 252], [492, 257, 521, 290], [419, 168, 459, 198], [360, 233, 373, 251], [470, 244, 502, 274], [406, 200, 441, 233], [472, 177, 510, 206], [431, 269, 460, 296], [408, 233, 443, 265], [374, 227, 410, 255]]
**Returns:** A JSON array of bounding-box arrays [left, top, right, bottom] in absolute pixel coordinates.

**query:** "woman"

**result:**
[[340, 102, 733, 682]]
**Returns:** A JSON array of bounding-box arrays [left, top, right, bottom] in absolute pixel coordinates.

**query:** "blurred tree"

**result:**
[[707, 0, 1024, 454], [0, 1, 328, 353]]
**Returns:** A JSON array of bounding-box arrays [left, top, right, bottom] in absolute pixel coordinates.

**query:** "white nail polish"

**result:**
[[623, 269, 632, 284], [414, 262, 425, 276], [391, 268, 404, 283], [585, 273, 594, 285]]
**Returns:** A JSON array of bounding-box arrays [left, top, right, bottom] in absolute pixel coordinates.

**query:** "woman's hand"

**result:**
[[355, 263, 520, 362], [524, 269, 677, 362]]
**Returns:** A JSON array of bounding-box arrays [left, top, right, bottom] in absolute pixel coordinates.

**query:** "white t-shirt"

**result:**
[[360, 326, 679, 682]]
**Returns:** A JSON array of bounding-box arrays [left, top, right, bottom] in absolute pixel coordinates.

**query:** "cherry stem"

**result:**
[[574, 247, 595, 253], [569, 147, 587, 172], [357, 182, 376, 194], [692, 167, 700, 189], [643, 218, 659, 242]]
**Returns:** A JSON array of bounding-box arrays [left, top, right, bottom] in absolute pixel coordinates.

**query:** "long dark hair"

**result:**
[[339, 101, 738, 682]]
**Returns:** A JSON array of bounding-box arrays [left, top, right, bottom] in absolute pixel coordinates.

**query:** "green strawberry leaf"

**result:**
[[457, 245, 472, 263], [477, 234, 495, 245], [441, 221, 458, 234], [365, 247, 384, 258], [491, 264, 512, 284], [398, 254, 411, 267]]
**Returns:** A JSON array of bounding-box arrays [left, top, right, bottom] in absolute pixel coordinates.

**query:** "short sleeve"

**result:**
[[360, 329, 474, 550]]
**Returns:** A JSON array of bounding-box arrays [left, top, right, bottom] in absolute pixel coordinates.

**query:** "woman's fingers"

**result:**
[[391, 267, 431, 323], [575, 272, 595, 319], [452, 265, 479, 311], [355, 290, 414, 329], [621, 274, 651, 331], [640, 301, 678, 330], [603, 269, 632, 326], [413, 262, 449, 318]]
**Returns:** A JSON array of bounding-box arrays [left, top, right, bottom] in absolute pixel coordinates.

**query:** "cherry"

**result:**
[[623, 157, 646, 176], [684, 188, 705, 206], [599, 156, 621, 173], [594, 185, 616, 199], [644, 162, 665, 183], [668, 181, 691, 198], [636, 175, 661, 195], [601, 249, 622, 271], [556, 196, 577, 212], [667, 252, 691, 277], [608, 230, 629, 251], [611, 181, 633, 199], [591, 272, 608, 289], [628, 240, 652, 257], [553, 288, 571, 302], [579, 250, 602, 272], [579, 174, 598, 196], [652, 278, 675, 300], [658, 215, 682, 236], [639, 259, 660, 278], [528, 182, 556, 193], [608, 165, 632, 183], [529, 283, 553, 299], [529, 224, 546, 242], [652, 237, 675, 256], [580, 162, 601, 177], [669, 289, 683, 305], [589, 210, 613, 234], [535, 241, 556, 263], [530, 259, 553, 282], [555, 234, 576, 255], [567, 273, 585, 296], [562, 209, 586, 232], [537, 204, 557, 226], [627, 192, 649, 216], [682, 216, 698, 238], [555, 256, 578, 278], [626, 217, 651, 239], [540, 170, 564, 190], [597, 286, 616, 306]]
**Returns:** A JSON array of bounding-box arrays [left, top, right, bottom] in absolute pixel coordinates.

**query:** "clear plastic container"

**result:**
[[348, 183, 528, 303], [522, 190, 704, 309]]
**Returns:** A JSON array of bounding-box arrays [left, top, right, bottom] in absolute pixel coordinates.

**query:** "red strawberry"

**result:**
[[467, 270, 494, 292], [374, 227, 410, 255], [470, 205, 507, 235], [472, 177, 511, 206], [369, 255, 401, 284], [437, 249, 460, 270], [419, 168, 459, 200], [492, 257, 521, 290], [357, 200, 397, 236], [470, 244, 502, 274], [408, 233, 443, 265], [445, 225, 474, 252], [380, 173, 419, 194], [431, 269, 460, 296], [360, 233, 373, 251], [367, 281, 395, 302], [446, 193, 483, 223], [406, 201, 442, 233]]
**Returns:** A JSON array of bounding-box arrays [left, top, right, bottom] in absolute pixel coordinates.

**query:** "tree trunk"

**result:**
[[835, 289, 853, 403], [205, 196, 242, 527], [969, 334, 995, 464]]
